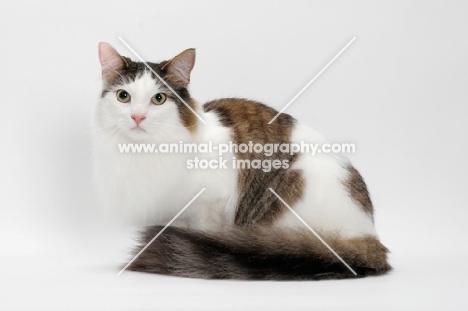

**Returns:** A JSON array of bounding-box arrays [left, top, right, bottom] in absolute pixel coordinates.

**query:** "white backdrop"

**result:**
[[1, 1, 467, 310]]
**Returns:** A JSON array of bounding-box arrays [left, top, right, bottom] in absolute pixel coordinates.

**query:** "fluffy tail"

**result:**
[[127, 226, 391, 280]]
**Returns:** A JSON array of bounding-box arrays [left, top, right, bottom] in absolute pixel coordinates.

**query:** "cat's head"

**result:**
[[96, 42, 198, 142]]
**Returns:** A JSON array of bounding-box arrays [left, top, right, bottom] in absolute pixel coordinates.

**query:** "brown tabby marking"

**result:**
[[204, 98, 304, 226], [165, 89, 198, 133], [343, 164, 374, 216], [128, 226, 391, 280]]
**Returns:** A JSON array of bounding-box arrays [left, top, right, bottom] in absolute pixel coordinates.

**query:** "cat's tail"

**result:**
[[126, 226, 391, 280]]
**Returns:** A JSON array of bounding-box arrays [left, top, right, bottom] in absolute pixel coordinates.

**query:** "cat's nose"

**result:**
[[131, 114, 146, 126]]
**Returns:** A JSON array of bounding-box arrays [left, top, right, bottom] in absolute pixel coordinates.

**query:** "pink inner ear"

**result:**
[[98, 42, 125, 83]]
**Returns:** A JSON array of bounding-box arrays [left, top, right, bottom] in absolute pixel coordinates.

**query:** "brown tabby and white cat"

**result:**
[[93, 42, 391, 280]]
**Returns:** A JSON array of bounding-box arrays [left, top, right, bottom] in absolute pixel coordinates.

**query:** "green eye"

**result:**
[[116, 89, 131, 103], [152, 93, 166, 105]]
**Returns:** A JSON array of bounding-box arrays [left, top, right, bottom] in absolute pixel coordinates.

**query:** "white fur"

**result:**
[[275, 122, 377, 238], [93, 71, 377, 238], [93, 72, 237, 228]]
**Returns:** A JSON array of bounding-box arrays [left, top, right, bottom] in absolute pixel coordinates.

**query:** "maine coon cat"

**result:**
[[93, 42, 391, 280]]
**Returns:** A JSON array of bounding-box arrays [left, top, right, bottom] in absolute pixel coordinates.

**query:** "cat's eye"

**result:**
[[152, 93, 166, 105], [116, 89, 131, 103]]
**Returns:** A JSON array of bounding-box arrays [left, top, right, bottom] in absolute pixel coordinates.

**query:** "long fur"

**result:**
[[95, 44, 391, 280], [127, 226, 391, 280]]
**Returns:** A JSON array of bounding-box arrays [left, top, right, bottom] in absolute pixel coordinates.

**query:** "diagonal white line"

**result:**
[[118, 36, 207, 125], [268, 37, 357, 124], [268, 188, 357, 276], [117, 188, 206, 276]]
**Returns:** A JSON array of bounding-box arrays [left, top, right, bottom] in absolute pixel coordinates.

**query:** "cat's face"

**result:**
[[96, 43, 198, 142], [98, 71, 186, 141]]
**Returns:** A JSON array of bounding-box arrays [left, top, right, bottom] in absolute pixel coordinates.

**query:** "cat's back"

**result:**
[[202, 98, 376, 237], [203, 98, 329, 146], [203, 98, 296, 142], [203, 98, 289, 122]]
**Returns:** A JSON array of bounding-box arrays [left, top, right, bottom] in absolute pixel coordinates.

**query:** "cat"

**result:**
[[93, 42, 391, 280]]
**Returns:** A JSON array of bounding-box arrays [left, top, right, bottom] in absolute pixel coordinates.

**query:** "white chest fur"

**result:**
[[92, 110, 238, 229]]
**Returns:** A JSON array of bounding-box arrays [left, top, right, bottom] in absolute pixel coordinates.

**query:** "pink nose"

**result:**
[[131, 114, 146, 126]]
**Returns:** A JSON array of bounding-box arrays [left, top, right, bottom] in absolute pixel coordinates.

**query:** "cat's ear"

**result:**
[[98, 42, 128, 85], [162, 49, 196, 89]]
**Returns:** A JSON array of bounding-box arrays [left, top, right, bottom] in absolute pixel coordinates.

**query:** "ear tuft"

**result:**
[[98, 42, 126, 85], [163, 48, 196, 89]]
